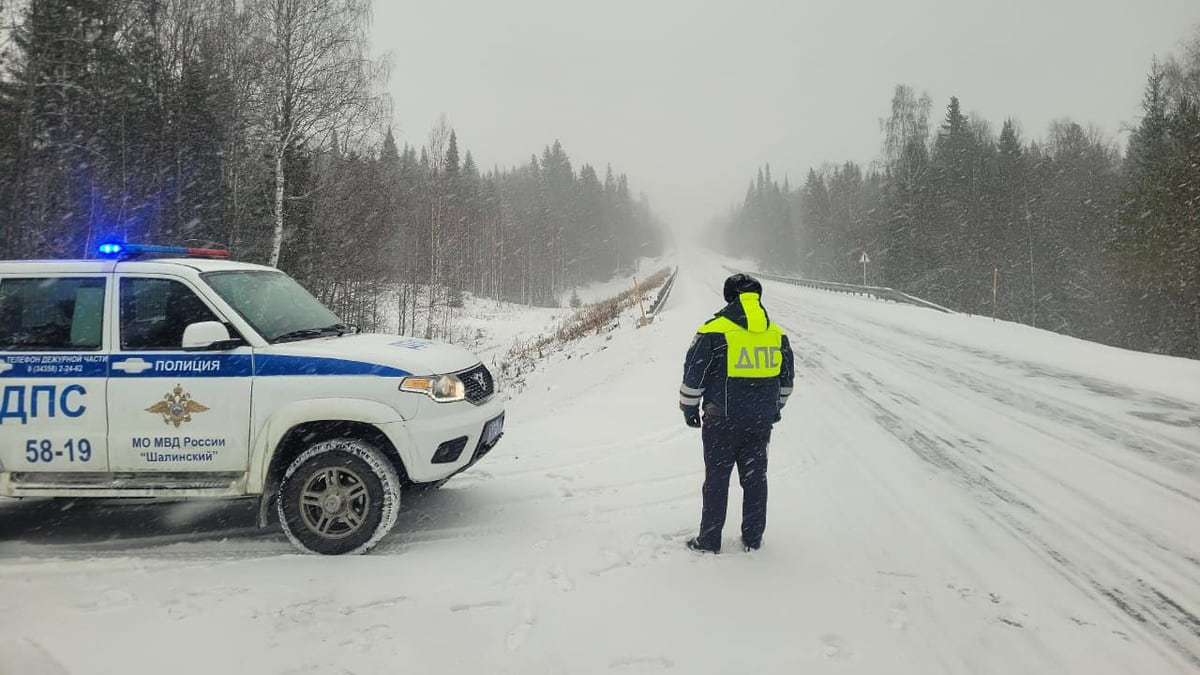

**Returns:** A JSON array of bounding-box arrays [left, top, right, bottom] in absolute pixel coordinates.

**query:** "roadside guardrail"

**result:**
[[648, 266, 678, 315], [723, 266, 955, 314]]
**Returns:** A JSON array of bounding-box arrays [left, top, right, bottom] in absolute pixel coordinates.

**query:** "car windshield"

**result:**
[[203, 270, 341, 343]]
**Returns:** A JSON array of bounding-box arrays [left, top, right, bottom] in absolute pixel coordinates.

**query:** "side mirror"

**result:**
[[182, 321, 239, 351]]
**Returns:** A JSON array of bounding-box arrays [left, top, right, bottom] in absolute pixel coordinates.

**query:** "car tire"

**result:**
[[277, 438, 401, 555]]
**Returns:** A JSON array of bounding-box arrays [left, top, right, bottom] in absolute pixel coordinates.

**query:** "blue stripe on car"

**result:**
[[109, 354, 254, 377], [1, 354, 410, 378], [0, 354, 108, 378], [254, 354, 409, 377]]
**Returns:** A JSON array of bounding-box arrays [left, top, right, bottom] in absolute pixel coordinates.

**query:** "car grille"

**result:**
[[457, 363, 495, 405]]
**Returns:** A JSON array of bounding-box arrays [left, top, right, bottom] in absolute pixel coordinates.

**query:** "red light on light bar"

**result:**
[[186, 247, 229, 258]]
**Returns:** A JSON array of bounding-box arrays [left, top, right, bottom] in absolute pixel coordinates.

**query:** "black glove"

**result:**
[[682, 405, 701, 428]]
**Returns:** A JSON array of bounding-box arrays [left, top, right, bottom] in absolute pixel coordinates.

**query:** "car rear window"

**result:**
[[0, 277, 106, 351]]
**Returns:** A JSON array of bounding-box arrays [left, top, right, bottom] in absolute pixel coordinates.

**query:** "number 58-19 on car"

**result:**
[[25, 438, 93, 463]]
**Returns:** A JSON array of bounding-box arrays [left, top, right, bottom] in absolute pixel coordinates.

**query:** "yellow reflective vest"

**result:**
[[696, 292, 784, 379]]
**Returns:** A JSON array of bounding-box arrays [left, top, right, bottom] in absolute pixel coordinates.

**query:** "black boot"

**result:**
[[741, 538, 761, 552], [686, 537, 720, 554]]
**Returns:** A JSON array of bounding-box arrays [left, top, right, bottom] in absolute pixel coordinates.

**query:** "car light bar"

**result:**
[[97, 243, 230, 259]]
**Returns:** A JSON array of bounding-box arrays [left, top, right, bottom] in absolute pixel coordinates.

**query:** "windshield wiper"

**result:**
[[272, 323, 351, 343]]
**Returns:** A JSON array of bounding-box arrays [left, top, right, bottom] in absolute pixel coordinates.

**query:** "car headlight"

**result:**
[[400, 374, 466, 403]]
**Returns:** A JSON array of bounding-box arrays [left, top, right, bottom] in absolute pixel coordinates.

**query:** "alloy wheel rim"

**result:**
[[298, 466, 371, 539]]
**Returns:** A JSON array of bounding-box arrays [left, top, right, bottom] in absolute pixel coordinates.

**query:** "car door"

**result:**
[[0, 273, 110, 472], [106, 274, 253, 472]]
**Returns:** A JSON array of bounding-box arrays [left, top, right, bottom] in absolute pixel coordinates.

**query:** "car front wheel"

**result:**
[[277, 438, 401, 555]]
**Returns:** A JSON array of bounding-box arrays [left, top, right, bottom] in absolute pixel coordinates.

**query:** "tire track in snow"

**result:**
[[766, 287, 1200, 668]]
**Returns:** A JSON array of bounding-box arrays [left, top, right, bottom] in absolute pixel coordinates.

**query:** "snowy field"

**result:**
[[561, 256, 674, 306], [2, 251, 1199, 674]]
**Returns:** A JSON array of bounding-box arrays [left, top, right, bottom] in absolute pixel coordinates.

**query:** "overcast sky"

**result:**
[[372, 0, 1199, 233]]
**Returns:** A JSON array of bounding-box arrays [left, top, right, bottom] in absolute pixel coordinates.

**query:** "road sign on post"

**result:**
[[859, 251, 870, 286]]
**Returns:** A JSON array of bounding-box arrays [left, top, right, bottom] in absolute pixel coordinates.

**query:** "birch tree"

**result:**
[[247, 0, 382, 267], [423, 117, 451, 338]]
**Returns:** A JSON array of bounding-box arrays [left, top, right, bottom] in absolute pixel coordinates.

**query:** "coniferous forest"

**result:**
[[0, 1, 1195, 359], [711, 33, 1200, 360], [0, 0, 665, 337]]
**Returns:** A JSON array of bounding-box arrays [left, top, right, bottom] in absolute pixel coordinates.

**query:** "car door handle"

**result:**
[[112, 357, 152, 374], [0, 360, 11, 375]]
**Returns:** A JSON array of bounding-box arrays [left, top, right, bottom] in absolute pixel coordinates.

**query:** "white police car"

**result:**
[[0, 244, 504, 554]]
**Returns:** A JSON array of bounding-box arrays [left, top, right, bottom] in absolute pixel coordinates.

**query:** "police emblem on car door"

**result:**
[[145, 385, 209, 428]]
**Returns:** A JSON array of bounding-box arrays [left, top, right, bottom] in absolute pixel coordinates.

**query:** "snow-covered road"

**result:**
[[2, 253, 1198, 674]]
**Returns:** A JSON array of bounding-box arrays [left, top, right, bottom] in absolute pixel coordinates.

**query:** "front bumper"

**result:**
[[399, 395, 505, 483], [443, 412, 504, 481]]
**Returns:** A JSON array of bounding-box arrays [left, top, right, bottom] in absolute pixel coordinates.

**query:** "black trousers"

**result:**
[[697, 419, 771, 550]]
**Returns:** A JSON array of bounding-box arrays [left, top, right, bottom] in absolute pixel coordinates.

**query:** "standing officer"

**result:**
[[679, 274, 793, 553]]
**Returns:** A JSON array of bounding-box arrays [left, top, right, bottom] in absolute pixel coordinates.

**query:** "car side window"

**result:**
[[120, 278, 221, 351], [0, 277, 106, 351]]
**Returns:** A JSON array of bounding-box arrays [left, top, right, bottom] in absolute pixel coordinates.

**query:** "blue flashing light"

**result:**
[[95, 242, 229, 259]]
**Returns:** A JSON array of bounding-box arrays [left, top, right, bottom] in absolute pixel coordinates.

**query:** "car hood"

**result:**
[[257, 333, 481, 377]]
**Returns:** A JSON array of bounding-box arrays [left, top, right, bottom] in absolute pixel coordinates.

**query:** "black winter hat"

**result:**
[[723, 273, 763, 303]]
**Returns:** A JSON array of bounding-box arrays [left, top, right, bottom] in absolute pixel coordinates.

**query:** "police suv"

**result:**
[[0, 244, 504, 554]]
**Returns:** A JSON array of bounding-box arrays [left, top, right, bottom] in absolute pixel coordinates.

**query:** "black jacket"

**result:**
[[679, 294, 794, 428]]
